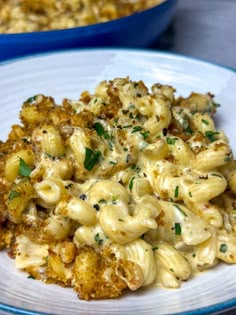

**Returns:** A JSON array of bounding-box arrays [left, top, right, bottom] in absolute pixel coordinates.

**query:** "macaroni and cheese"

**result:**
[[0, 77, 236, 300], [0, 0, 164, 34]]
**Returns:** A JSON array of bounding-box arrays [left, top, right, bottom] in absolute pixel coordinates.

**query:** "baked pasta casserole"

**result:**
[[0, 0, 164, 33], [0, 77, 236, 300]]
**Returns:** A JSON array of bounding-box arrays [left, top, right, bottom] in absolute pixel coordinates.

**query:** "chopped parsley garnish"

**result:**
[[118, 218, 125, 222], [210, 173, 223, 178], [110, 161, 117, 165], [174, 223, 182, 235], [8, 190, 21, 201], [19, 158, 32, 177], [94, 233, 103, 245], [174, 186, 179, 198], [129, 176, 135, 191], [201, 119, 209, 125], [94, 122, 110, 139], [166, 138, 177, 145], [112, 195, 118, 203], [94, 122, 105, 136], [98, 199, 107, 204], [128, 104, 136, 110], [188, 191, 192, 198], [123, 124, 133, 129], [131, 126, 143, 133], [205, 131, 219, 142], [22, 137, 31, 144], [224, 156, 231, 163], [219, 243, 228, 253], [25, 95, 37, 104], [173, 204, 187, 217], [140, 131, 150, 139], [27, 275, 36, 279], [152, 246, 159, 251], [131, 164, 141, 172], [184, 125, 194, 135], [84, 147, 101, 171]]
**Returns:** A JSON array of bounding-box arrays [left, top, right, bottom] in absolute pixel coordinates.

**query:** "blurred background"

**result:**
[[0, 0, 235, 70], [154, 0, 235, 69]]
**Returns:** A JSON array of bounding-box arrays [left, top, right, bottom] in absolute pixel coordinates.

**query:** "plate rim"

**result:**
[[0, 47, 235, 74], [0, 47, 236, 315]]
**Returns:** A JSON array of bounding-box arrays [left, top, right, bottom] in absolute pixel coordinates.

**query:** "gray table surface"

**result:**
[[154, 1, 236, 314], [154, 0, 236, 70]]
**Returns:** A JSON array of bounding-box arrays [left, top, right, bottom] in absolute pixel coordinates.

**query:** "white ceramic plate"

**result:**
[[0, 49, 236, 315]]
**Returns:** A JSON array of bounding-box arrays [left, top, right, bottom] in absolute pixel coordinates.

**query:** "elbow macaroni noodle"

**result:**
[[0, 77, 236, 300]]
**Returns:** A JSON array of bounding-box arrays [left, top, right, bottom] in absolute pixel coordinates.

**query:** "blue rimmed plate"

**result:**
[[0, 48, 235, 315]]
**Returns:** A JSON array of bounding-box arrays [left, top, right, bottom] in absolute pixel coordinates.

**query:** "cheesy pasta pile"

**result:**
[[0, 77, 236, 300], [0, 0, 164, 34]]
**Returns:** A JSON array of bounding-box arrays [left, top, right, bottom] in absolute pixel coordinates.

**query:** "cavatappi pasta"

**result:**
[[0, 77, 236, 300], [0, 0, 164, 34]]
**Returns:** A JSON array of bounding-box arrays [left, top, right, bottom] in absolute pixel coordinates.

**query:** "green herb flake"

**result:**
[[84, 147, 101, 171], [188, 191, 192, 198], [131, 164, 141, 172], [205, 131, 219, 142], [219, 243, 228, 253], [118, 218, 125, 222], [25, 95, 37, 104], [94, 233, 103, 245], [169, 268, 174, 272], [129, 176, 135, 191], [211, 173, 223, 178], [19, 158, 32, 177], [128, 104, 136, 110], [98, 199, 107, 204], [201, 119, 209, 125], [174, 186, 179, 198], [184, 125, 194, 135], [112, 195, 118, 203], [27, 275, 35, 279], [22, 137, 31, 144], [173, 204, 187, 217], [94, 122, 105, 136], [94, 122, 110, 140], [224, 156, 231, 163], [152, 246, 159, 251], [174, 223, 182, 235], [166, 138, 177, 145], [132, 126, 143, 133], [123, 124, 133, 129], [140, 131, 150, 139], [8, 190, 21, 201], [110, 161, 117, 165]]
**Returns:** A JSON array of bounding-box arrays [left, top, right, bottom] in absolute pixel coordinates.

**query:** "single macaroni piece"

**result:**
[[0, 77, 236, 300]]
